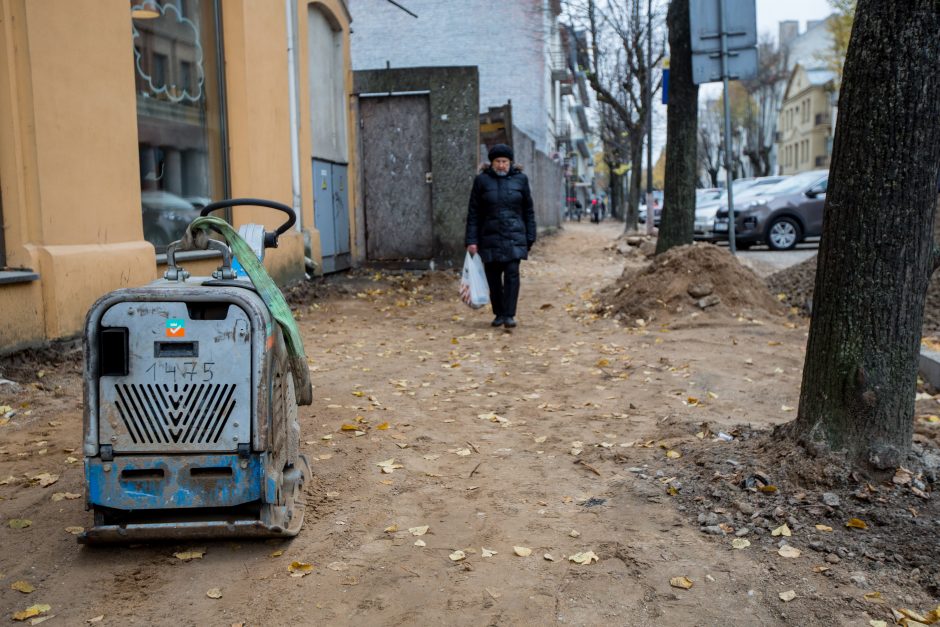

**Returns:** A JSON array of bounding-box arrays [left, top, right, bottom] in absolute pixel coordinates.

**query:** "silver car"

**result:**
[[713, 170, 828, 250]]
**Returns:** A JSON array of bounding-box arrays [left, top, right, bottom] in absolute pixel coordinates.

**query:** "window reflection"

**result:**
[[132, 0, 225, 251]]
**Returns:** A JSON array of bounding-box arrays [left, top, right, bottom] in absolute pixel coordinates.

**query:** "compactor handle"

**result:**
[[200, 198, 296, 248]]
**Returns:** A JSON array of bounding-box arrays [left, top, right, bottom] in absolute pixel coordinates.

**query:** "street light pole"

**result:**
[[719, 0, 737, 254]]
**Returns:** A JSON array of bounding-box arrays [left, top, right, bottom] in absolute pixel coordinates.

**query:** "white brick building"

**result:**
[[349, 0, 565, 153]]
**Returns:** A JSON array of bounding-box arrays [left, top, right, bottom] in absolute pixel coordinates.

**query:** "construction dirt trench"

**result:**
[[0, 222, 909, 626]]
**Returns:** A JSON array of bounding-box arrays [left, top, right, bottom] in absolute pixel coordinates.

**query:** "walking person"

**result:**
[[465, 144, 537, 329]]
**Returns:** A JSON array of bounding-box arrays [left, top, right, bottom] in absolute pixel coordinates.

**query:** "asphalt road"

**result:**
[[724, 237, 819, 277]]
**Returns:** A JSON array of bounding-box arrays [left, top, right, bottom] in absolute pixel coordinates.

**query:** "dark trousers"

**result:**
[[484, 260, 521, 318]]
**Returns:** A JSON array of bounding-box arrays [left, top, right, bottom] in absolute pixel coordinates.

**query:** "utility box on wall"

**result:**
[[313, 160, 351, 273]]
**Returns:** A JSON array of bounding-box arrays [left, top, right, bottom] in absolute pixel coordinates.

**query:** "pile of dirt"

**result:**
[[599, 243, 785, 323], [646, 424, 940, 612], [767, 255, 940, 334], [765, 255, 818, 315], [0, 339, 82, 383]]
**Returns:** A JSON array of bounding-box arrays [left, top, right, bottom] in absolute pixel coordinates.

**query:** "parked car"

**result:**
[[638, 190, 664, 225], [713, 170, 828, 250], [141, 190, 201, 250], [694, 179, 757, 240], [696, 176, 787, 241]]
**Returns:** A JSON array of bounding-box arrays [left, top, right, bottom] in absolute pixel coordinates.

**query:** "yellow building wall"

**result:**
[[0, 0, 157, 352], [776, 66, 834, 175], [0, 0, 356, 353], [220, 0, 305, 286]]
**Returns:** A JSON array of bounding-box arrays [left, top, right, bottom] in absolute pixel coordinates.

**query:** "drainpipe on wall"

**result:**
[[285, 0, 303, 231]]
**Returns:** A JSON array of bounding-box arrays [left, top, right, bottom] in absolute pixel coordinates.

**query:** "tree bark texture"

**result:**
[[656, 0, 699, 255], [792, 0, 940, 469]]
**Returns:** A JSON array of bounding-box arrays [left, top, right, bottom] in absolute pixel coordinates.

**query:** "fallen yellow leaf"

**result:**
[[779, 590, 796, 602], [11, 581, 34, 594], [481, 548, 497, 558], [449, 550, 466, 562], [340, 424, 360, 431], [771, 524, 791, 537], [9, 519, 31, 529], [845, 518, 868, 530], [173, 548, 206, 561], [288, 561, 314, 577], [669, 576, 693, 590], [778, 545, 801, 558], [31, 473, 58, 488], [65, 526, 84, 535], [206, 588, 222, 599], [408, 525, 429, 536], [376, 422, 390, 430], [569, 551, 599, 564], [731, 538, 750, 550], [665, 450, 681, 459], [270, 550, 284, 558], [513, 546, 532, 557], [12, 605, 50, 622], [758, 485, 779, 493], [815, 524, 833, 532]]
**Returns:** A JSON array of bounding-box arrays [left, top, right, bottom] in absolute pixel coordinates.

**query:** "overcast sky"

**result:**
[[756, 0, 835, 40]]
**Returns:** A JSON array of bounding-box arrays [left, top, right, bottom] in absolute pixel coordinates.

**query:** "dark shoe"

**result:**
[[491, 316, 505, 327], [503, 317, 517, 328]]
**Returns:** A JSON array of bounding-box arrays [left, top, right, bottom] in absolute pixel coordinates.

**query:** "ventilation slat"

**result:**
[[110, 384, 238, 447]]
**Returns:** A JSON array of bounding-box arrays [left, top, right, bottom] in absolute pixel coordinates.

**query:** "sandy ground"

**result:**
[[0, 222, 892, 626]]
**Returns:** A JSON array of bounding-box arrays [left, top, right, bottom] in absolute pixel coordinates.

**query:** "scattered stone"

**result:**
[[687, 283, 714, 298], [821, 492, 841, 508], [697, 295, 722, 310], [735, 501, 755, 516], [808, 541, 825, 552], [698, 512, 719, 526], [734, 527, 750, 537], [825, 553, 841, 564], [849, 572, 869, 588]]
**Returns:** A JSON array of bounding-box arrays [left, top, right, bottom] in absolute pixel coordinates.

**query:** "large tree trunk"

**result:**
[[789, 0, 940, 469], [656, 0, 698, 255], [609, 169, 623, 220], [626, 137, 643, 232]]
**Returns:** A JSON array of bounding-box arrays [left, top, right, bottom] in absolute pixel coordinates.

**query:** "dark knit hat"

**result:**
[[488, 144, 514, 162]]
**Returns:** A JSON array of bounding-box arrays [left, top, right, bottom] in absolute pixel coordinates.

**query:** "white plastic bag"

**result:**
[[459, 252, 490, 308]]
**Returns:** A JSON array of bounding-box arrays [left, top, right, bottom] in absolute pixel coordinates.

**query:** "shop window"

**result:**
[[131, 0, 227, 252]]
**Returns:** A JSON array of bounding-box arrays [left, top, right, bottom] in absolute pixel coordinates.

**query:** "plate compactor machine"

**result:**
[[80, 199, 312, 543]]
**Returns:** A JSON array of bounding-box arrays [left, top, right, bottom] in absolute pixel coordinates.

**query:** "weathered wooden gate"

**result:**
[[359, 95, 433, 261]]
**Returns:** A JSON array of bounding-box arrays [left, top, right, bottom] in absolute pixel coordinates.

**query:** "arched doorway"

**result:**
[[308, 4, 350, 272]]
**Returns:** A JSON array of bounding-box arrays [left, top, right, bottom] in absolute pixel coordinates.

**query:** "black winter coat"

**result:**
[[465, 167, 537, 263]]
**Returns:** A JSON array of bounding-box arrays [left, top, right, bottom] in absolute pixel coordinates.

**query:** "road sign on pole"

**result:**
[[691, 47, 758, 84], [690, 0, 757, 53], [689, 0, 757, 255]]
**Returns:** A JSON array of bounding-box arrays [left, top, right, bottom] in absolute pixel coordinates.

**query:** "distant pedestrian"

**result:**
[[465, 144, 537, 329], [591, 198, 600, 223]]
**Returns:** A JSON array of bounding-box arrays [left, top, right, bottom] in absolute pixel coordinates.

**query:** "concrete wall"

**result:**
[[511, 126, 564, 231], [0, 0, 357, 354], [348, 0, 552, 152], [353, 66, 479, 266]]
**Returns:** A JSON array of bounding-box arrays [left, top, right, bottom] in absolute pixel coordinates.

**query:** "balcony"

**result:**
[[815, 113, 830, 126]]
